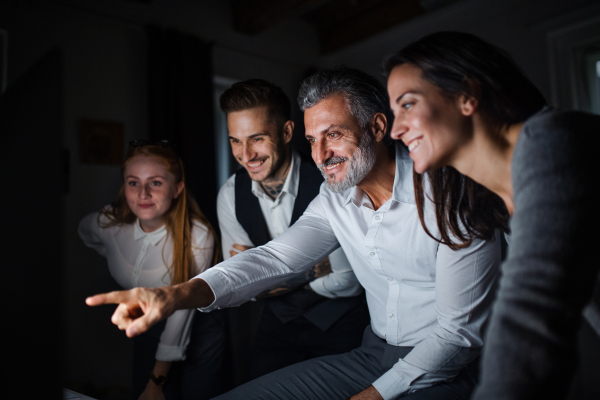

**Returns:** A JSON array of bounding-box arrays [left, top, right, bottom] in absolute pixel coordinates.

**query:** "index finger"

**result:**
[[86, 290, 134, 307]]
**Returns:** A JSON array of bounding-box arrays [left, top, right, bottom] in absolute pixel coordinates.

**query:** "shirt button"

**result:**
[[374, 215, 380, 220], [389, 314, 395, 318], [370, 252, 375, 256], [387, 277, 393, 281]]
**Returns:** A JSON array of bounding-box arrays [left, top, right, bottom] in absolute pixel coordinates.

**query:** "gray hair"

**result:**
[[297, 67, 393, 136]]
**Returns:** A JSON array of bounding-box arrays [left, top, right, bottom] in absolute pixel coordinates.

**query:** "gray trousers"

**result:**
[[214, 325, 479, 400]]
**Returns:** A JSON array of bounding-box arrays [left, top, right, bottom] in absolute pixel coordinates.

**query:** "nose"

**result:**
[[140, 183, 151, 199], [390, 116, 408, 141], [312, 139, 332, 167], [241, 142, 255, 164]]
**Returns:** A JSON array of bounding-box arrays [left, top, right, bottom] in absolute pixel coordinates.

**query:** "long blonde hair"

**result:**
[[100, 144, 220, 285]]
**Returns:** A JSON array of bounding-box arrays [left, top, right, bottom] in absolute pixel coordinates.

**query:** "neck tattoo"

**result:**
[[261, 155, 291, 200]]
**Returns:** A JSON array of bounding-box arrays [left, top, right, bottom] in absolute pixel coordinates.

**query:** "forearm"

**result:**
[[152, 360, 171, 377], [171, 278, 215, 310]]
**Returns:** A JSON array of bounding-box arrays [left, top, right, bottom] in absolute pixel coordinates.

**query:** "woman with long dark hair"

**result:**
[[385, 32, 600, 399], [79, 142, 225, 400]]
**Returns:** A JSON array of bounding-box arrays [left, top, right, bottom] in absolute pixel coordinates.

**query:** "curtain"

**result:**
[[147, 26, 218, 229]]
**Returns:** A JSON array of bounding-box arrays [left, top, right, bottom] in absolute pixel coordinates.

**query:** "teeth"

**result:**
[[408, 139, 422, 152], [248, 160, 265, 168], [325, 162, 342, 170]]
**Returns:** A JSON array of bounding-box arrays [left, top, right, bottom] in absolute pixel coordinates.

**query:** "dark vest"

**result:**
[[234, 153, 364, 331]]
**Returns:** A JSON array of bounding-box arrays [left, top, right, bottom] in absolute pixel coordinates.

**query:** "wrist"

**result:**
[[149, 372, 167, 387]]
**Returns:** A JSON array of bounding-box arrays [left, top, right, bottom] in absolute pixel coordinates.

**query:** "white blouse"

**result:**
[[78, 209, 215, 361]]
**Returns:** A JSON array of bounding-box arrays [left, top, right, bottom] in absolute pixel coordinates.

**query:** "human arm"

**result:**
[[473, 111, 600, 400], [309, 247, 363, 298], [78, 210, 108, 257], [150, 222, 216, 358], [372, 234, 501, 399], [256, 256, 332, 297], [87, 196, 340, 334], [138, 360, 171, 400], [216, 178, 255, 260], [195, 196, 341, 310], [217, 177, 337, 297]]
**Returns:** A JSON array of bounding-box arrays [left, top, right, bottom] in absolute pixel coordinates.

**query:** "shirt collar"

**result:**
[[251, 149, 301, 200], [134, 219, 168, 246], [343, 142, 416, 207]]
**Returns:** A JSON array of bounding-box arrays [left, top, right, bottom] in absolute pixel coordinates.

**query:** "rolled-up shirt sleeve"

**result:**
[[373, 233, 501, 399], [197, 196, 341, 311], [310, 247, 363, 298], [157, 222, 216, 361]]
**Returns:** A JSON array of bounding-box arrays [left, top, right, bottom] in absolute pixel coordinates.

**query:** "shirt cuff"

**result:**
[[193, 269, 231, 312], [372, 369, 410, 400], [309, 277, 336, 298], [155, 344, 187, 362]]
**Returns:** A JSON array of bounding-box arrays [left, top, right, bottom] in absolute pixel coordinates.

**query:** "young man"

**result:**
[[217, 79, 369, 378], [88, 68, 501, 400]]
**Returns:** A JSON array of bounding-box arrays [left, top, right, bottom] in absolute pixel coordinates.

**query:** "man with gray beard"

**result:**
[[87, 67, 501, 400]]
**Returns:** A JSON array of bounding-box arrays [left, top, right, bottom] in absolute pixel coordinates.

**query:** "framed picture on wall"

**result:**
[[79, 119, 125, 165], [0, 29, 6, 95]]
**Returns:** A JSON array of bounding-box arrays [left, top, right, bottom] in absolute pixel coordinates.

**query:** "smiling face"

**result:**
[[387, 63, 473, 174], [305, 95, 376, 193], [227, 106, 292, 182], [123, 155, 184, 232]]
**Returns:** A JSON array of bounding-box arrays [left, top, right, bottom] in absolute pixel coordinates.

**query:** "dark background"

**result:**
[[1, 0, 599, 398]]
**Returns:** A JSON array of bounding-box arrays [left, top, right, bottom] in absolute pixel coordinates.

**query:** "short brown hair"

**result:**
[[219, 79, 291, 127]]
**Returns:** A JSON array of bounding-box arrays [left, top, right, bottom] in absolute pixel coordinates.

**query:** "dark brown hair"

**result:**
[[219, 79, 291, 127], [385, 32, 546, 248], [100, 145, 220, 284]]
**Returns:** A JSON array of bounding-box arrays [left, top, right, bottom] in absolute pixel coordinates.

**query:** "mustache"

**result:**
[[317, 156, 348, 169]]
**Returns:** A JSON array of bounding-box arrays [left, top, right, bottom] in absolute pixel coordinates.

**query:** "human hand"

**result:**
[[86, 287, 176, 338], [230, 243, 253, 258], [347, 386, 384, 400], [138, 381, 166, 400], [314, 256, 332, 278]]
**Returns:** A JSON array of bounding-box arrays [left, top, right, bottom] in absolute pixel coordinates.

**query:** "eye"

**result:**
[[151, 181, 162, 186], [127, 181, 137, 186], [327, 132, 339, 139], [252, 137, 263, 142], [401, 102, 414, 110]]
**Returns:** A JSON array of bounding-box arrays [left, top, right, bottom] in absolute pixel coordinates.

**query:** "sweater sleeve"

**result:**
[[474, 109, 600, 400]]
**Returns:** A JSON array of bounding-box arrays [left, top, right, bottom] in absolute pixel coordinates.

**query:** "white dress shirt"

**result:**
[[216, 149, 362, 298], [200, 144, 501, 399], [79, 211, 215, 361]]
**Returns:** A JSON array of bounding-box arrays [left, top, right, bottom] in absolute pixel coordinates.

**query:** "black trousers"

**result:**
[[250, 299, 370, 379], [132, 309, 227, 400]]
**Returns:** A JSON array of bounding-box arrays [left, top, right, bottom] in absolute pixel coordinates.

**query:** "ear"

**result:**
[[459, 94, 478, 117], [370, 113, 388, 143], [282, 120, 294, 144], [173, 181, 185, 199]]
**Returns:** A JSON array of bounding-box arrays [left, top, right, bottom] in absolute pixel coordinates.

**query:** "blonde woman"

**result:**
[[79, 142, 224, 400]]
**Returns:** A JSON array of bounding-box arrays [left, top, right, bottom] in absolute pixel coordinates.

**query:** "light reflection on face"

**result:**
[[387, 63, 471, 173], [227, 106, 289, 183], [305, 95, 376, 193], [123, 155, 183, 232]]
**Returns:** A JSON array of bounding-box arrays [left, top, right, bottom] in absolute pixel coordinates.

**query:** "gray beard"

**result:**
[[317, 132, 376, 193]]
